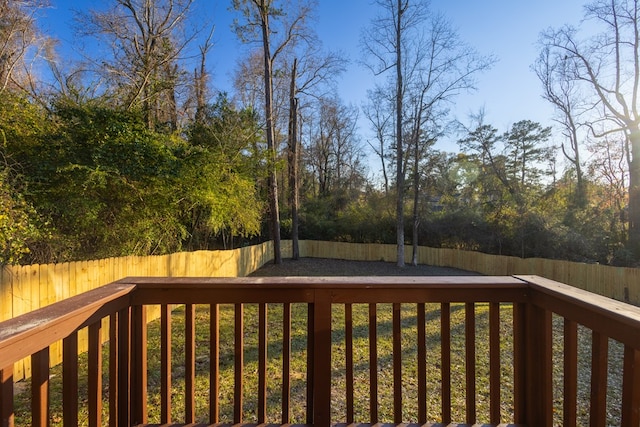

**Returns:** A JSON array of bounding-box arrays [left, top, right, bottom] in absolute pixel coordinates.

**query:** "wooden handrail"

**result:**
[[0, 282, 134, 369]]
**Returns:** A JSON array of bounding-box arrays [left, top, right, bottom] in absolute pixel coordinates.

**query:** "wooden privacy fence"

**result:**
[[301, 241, 640, 305], [0, 242, 278, 381], [2, 239, 639, 381]]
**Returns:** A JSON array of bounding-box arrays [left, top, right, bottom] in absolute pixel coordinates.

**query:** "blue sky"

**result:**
[[39, 0, 588, 153]]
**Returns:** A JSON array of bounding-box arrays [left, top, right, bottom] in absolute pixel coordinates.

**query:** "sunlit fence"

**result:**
[[2, 239, 639, 381]]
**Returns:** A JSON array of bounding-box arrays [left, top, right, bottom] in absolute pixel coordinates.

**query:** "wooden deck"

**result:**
[[2, 275, 640, 426]]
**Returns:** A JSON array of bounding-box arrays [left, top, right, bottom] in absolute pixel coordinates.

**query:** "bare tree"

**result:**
[[534, 46, 587, 207], [363, 84, 394, 194], [0, 0, 52, 96], [306, 96, 365, 196], [192, 27, 214, 123], [80, 0, 199, 130], [361, 0, 429, 267], [286, 48, 345, 259], [406, 11, 493, 265], [540, 0, 640, 253], [233, 0, 314, 264], [362, 1, 493, 267]]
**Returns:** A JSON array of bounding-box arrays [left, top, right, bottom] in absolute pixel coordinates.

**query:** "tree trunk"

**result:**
[[395, 0, 405, 267], [628, 128, 640, 256], [259, 2, 282, 264], [411, 137, 419, 266], [288, 58, 300, 260]]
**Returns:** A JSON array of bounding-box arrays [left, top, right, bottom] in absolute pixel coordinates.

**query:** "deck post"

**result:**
[[622, 346, 640, 426], [524, 302, 553, 426], [312, 290, 332, 427]]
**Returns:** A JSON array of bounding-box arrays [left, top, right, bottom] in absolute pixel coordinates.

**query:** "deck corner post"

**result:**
[[622, 345, 640, 426], [312, 290, 332, 427], [523, 301, 553, 426]]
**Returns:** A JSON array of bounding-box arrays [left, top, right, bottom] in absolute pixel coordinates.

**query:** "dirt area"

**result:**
[[250, 257, 479, 277]]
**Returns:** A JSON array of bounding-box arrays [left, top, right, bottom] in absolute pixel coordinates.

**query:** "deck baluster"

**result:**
[[88, 321, 103, 427], [590, 331, 609, 426], [441, 302, 451, 423], [62, 332, 78, 426], [368, 303, 378, 423], [489, 302, 501, 424], [345, 303, 354, 424], [465, 302, 476, 423], [234, 303, 244, 424], [563, 319, 578, 427], [161, 304, 172, 424], [392, 302, 402, 423], [184, 304, 195, 423], [0, 367, 14, 427], [417, 303, 427, 423], [210, 303, 220, 424], [31, 347, 49, 427], [258, 303, 268, 423]]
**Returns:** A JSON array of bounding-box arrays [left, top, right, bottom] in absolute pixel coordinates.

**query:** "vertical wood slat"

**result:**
[[622, 346, 640, 426], [441, 302, 451, 423], [88, 322, 103, 427], [590, 331, 608, 427], [417, 303, 427, 423], [210, 304, 220, 424], [62, 332, 79, 427], [234, 303, 244, 424], [465, 302, 476, 423], [282, 303, 292, 424], [31, 348, 49, 427], [306, 303, 315, 424], [512, 303, 526, 423], [117, 307, 131, 427], [345, 303, 354, 424], [563, 319, 578, 427], [258, 303, 268, 423], [185, 303, 196, 423], [0, 367, 14, 427], [109, 314, 119, 427], [489, 302, 501, 424], [132, 305, 148, 424], [312, 292, 332, 427], [161, 304, 172, 424], [392, 303, 402, 423], [368, 303, 378, 423]]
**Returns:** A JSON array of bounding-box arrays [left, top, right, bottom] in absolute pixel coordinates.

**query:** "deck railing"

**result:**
[[1, 275, 640, 426]]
